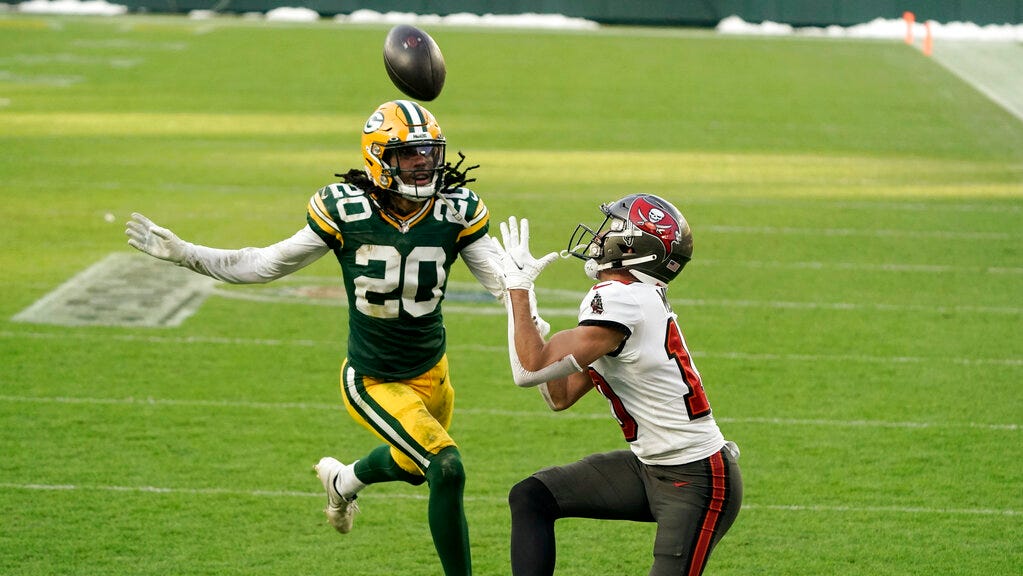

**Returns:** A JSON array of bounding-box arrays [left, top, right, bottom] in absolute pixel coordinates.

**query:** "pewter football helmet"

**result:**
[[567, 193, 693, 286]]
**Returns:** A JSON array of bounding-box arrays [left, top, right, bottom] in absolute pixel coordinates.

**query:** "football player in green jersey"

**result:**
[[126, 100, 504, 576]]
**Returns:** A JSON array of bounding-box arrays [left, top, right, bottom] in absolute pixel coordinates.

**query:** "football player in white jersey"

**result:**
[[491, 194, 742, 576]]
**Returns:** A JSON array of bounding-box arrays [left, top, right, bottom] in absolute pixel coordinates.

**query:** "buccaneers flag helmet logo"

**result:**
[[628, 196, 681, 254]]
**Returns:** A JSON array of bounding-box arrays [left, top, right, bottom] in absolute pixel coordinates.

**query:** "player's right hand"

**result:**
[[125, 212, 187, 263]]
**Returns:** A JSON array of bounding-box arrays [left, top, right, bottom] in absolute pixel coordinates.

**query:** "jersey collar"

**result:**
[[373, 194, 435, 233]]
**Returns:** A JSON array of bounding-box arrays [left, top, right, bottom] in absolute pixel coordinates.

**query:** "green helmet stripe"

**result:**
[[394, 99, 427, 135]]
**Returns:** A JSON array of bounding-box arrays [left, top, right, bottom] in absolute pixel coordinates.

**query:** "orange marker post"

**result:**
[[903, 11, 915, 44], [923, 21, 933, 56]]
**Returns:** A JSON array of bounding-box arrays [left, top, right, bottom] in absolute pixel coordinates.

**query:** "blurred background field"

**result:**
[[1, 11, 1021, 576]]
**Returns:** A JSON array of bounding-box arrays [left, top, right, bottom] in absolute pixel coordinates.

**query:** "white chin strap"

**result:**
[[394, 175, 438, 201], [627, 269, 667, 287], [584, 254, 657, 281]]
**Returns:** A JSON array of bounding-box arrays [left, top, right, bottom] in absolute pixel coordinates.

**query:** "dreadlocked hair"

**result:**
[[333, 168, 401, 212], [436, 151, 480, 195], [333, 151, 479, 199], [334, 169, 376, 191]]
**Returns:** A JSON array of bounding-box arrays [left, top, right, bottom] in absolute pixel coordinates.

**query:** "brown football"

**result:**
[[383, 24, 446, 101]]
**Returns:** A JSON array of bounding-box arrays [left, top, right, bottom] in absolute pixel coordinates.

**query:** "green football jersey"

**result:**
[[306, 183, 490, 379]]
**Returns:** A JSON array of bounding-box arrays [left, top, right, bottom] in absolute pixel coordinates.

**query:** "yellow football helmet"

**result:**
[[362, 100, 446, 201]]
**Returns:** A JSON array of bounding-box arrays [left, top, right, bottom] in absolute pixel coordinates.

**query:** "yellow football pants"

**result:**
[[340, 355, 457, 476]]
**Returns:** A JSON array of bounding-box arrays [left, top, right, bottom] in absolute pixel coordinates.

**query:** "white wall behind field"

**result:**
[[6, 1, 1023, 38]]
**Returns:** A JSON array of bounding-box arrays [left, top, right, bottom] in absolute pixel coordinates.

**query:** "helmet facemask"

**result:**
[[568, 214, 659, 280], [383, 142, 446, 201]]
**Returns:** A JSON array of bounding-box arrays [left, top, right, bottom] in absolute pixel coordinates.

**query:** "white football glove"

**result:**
[[497, 216, 559, 291], [490, 244, 552, 337], [125, 212, 188, 264]]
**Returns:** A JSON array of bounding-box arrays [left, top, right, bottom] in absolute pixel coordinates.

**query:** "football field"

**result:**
[[1, 14, 1021, 575]]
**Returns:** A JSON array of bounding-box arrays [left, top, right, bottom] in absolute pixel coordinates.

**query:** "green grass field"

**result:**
[[2, 14, 1021, 576]]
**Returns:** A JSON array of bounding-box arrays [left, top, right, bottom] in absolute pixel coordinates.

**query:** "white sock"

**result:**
[[334, 460, 367, 500]]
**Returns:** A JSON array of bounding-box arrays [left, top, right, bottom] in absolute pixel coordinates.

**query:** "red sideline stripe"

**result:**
[[688, 451, 727, 576]]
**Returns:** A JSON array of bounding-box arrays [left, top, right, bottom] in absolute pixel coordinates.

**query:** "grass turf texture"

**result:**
[[2, 14, 1021, 576]]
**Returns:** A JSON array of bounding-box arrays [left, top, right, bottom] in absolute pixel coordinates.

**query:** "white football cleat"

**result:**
[[314, 456, 359, 534]]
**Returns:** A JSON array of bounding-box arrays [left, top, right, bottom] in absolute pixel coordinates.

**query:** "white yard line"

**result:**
[[701, 225, 1015, 241], [205, 292, 1023, 316], [696, 259, 1023, 275], [686, 199, 1021, 214], [671, 298, 1023, 315], [0, 394, 1016, 431], [0, 482, 1016, 516], [2, 330, 1021, 366]]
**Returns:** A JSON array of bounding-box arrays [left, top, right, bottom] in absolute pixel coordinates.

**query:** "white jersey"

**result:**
[[579, 280, 725, 466]]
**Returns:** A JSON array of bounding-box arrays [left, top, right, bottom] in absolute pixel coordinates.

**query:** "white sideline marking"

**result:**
[[0, 482, 1016, 517], [2, 330, 1021, 366], [0, 395, 1015, 431], [929, 41, 1023, 124]]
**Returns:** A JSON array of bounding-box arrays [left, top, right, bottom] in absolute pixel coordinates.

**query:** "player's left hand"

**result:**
[[497, 216, 558, 291]]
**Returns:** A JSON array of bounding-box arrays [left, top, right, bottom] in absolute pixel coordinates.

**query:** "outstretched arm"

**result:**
[[126, 213, 329, 284]]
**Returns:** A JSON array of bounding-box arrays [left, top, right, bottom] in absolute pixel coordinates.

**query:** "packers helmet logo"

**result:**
[[364, 111, 385, 134], [629, 197, 681, 253]]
